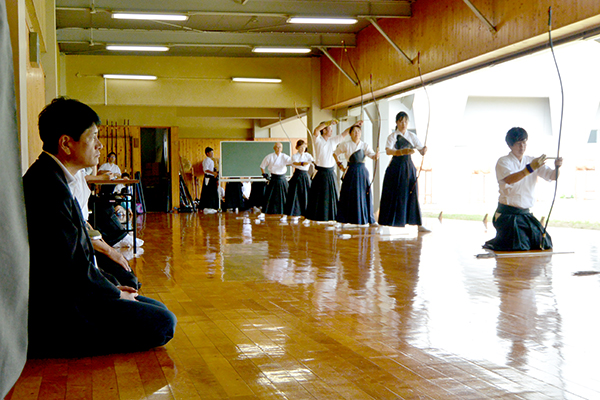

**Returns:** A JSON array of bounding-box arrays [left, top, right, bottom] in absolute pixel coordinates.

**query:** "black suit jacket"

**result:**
[[23, 153, 120, 351]]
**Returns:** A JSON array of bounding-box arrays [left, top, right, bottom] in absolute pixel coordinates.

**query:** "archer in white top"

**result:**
[[260, 142, 292, 175], [496, 138, 562, 210], [291, 141, 314, 172], [313, 120, 361, 168], [483, 127, 563, 251], [385, 128, 426, 156], [334, 135, 376, 172], [202, 156, 216, 176]]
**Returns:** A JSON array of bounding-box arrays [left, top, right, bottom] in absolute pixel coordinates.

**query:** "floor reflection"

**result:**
[[63, 213, 600, 399]]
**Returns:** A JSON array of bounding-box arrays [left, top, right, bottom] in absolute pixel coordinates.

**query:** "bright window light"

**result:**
[[287, 17, 357, 25], [106, 45, 170, 52], [103, 74, 157, 80], [253, 47, 311, 54], [232, 77, 282, 83], [112, 13, 189, 21]]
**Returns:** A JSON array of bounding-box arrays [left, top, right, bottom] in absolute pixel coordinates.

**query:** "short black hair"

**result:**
[[38, 97, 101, 154], [107, 151, 117, 159], [296, 139, 305, 149], [395, 111, 409, 122], [349, 124, 361, 135], [205, 147, 213, 155], [506, 127, 528, 147]]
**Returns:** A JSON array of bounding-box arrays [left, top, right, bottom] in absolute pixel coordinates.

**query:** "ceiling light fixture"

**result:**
[[103, 74, 157, 80], [287, 17, 358, 25], [111, 12, 189, 21], [106, 45, 170, 52], [232, 77, 282, 83], [252, 47, 311, 54]]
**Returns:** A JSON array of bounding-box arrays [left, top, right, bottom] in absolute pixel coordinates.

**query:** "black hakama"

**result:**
[[224, 182, 247, 211], [483, 203, 552, 251], [306, 166, 338, 221], [249, 181, 266, 210], [378, 157, 422, 227], [285, 169, 311, 216], [336, 150, 375, 225], [199, 174, 220, 210], [263, 173, 288, 214]]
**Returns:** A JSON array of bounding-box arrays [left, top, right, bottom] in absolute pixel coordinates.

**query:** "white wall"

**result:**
[[352, 38, 600, 220]]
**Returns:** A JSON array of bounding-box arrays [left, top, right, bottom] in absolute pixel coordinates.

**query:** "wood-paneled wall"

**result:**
[[321, 0, 600, 109], [179, 138, 226, 177], [179, 138, 228, 200], [26, 20, 45, 167]]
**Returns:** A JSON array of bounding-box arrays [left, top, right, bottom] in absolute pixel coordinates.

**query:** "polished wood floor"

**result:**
[[7, 212, 600, 399]]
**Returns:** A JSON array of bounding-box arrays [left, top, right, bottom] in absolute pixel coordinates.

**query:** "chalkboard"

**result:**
[[220, 141, 292, 180]]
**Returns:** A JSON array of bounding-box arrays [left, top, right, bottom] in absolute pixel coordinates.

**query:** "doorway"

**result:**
[[140, 127, 171, 212]]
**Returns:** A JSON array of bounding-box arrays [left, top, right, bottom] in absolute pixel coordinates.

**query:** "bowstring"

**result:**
[[410, 52, 432, 195], [541, 6, 564, 249], [368, 74, 382, 192]]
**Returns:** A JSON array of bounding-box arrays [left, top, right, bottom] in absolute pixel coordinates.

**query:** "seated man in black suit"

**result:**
[[23, 97, 176, 357]]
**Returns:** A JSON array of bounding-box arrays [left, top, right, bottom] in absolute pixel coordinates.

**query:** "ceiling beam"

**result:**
[[367, 18, 413, 64], [177, 107, 294, 120], [56, 1, 412, 18], [462, 0, 496, 33], [317, 47, 359, 86], [57, 28, 357, 48]]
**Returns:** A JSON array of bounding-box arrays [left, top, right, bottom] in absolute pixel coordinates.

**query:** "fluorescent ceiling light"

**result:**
[[287, 17, 357, 25], [232, 77, 282, 83], [253, 47, 311, 54], [103, 74, 157, 80], [106, 45, 169, 52], [112, 12, 189, 21]]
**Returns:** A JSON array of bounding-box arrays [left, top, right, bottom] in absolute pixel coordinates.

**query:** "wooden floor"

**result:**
[[7, 212, 600, 399]]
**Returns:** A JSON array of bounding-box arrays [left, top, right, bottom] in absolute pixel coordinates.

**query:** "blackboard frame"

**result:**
[[220, 141, 292, 182]]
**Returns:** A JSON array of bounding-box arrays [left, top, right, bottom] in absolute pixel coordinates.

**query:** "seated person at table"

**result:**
[[97, 151, 122, 195], [23, 97, 176, 357], [98, 151, 121, 178], [483, 127, 563, 251]]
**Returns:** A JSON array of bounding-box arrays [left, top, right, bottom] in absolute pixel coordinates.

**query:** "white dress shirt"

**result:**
[[70, 169, 92, 220]]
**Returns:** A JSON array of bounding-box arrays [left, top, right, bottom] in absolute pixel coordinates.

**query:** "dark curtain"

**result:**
[[0, 0, 29, 396]]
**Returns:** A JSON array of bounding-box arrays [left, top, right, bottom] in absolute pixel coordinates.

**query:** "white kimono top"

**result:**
[[496, 152, 556, 209]]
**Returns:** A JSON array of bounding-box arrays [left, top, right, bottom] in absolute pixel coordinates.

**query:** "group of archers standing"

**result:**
[[200, 111, 564, 251], [199, 111, 430, 230]]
